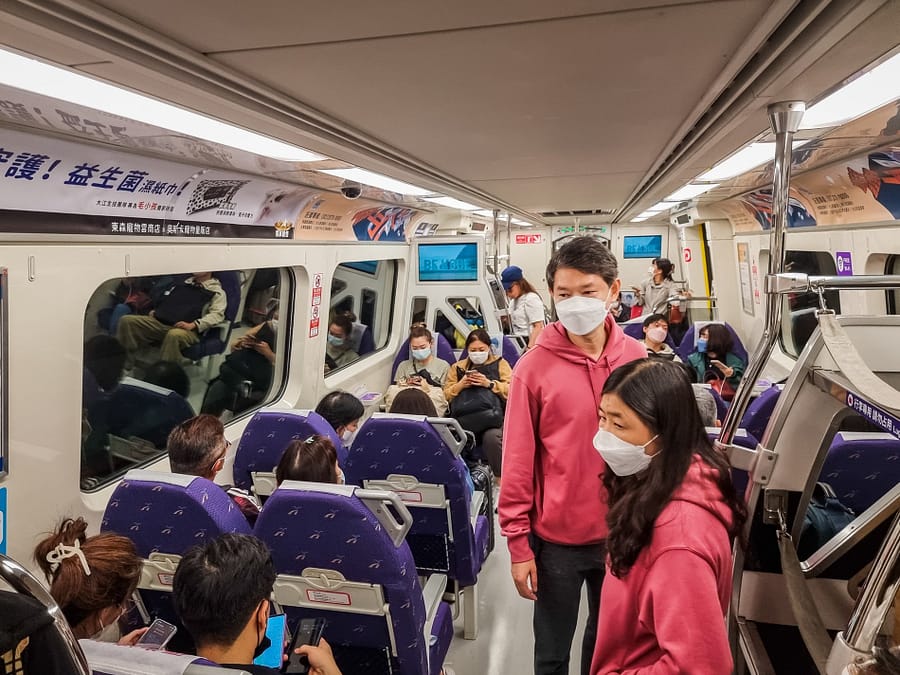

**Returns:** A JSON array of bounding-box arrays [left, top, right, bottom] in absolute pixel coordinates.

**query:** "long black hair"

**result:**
[[601, 359, 747, 578]]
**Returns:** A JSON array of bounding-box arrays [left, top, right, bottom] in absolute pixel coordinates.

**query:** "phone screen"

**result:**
[[135, 619, 177, 650], [283, 618, 326, 674], [253, 614, 287, 668]]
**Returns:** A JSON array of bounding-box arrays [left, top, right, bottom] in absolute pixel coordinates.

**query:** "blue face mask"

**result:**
[[327, 334, 344, 347], [411, 347, 431, 361], [697, 337, 708, 353]]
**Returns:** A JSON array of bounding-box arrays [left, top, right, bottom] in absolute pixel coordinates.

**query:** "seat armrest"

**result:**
[[469, 491, 485, 527], [421, 572, 448, 672]]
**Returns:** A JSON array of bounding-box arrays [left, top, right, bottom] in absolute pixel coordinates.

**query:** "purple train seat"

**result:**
[[676, 321, 749, 364], [460, 333, 520, 368], [621, 320, 679, 351], [101, 470, 252, 652], [739, 384, 782, 444], [391, 333, 456, 381], [232, 408, 344, 496], [344, 413, 489, 639], [254, 482, 452, 675], [821, 432, 900, 514]]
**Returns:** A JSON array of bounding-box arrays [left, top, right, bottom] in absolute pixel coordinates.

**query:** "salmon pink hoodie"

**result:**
[[499, 315, 646, 563], [591, 457, 735, 675]]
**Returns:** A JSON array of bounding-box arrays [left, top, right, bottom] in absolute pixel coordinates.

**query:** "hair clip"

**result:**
[[46, 539, 91, 577], [304, 435, 317, 445]]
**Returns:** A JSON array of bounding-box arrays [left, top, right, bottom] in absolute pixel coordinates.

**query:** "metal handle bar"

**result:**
[[767, 273, 900, 293]]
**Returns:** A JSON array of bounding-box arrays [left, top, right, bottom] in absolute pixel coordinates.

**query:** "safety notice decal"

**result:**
[[846, 392, 900, 439]]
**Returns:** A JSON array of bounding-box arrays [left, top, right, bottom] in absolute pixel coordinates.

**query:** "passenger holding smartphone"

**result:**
[[386, 325, 451, 415], [686, 323, 745, 401]]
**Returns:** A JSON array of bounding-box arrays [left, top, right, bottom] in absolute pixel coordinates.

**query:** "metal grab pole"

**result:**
[[492, 209, 499, 273], [718, 101, 805, 448]]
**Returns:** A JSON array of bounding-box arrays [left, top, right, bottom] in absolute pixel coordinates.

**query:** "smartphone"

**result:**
[[465, 370, 478, 376], [710, 359, 725, 368], [254, 613, 287, 669], [135, 618, 177, 650], [282, 617, 326, 674]]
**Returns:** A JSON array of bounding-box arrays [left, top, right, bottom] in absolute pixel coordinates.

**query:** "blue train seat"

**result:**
[[101, 470, 251, 652], [344, 413, 488, 639], [232, 408, 344, 497], [254, 481, 453, 675], [350, 321, 376, 357], [182, 270, 242, 367], [100, 377, 194, 450], [676, 321, 749, 364], [821, 432, 900, 514], [391, 333, 456, 380]]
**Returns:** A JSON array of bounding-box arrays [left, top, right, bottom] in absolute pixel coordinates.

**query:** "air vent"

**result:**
[[539, 209, 616, 218]]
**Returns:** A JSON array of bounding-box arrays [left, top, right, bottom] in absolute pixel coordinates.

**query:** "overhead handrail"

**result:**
[[767, 273, 900, 294], [0, 553, 91, 675]]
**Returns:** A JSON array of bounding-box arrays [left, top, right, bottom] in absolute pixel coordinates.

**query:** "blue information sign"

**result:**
[[846, 392, 900, 439]]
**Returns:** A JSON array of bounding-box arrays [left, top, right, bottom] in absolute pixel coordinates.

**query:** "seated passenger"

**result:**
[[444, 329, 511, 478], [202, 306, 278, 417], [324, 312, 359, 374], [385, 325, 451, 415], [501, 265, 547, 350], [591, 359, 747, 674], [693, 385, 720, 427], [83, 335, 126, 411], [687, 323, 745, 401], [142, 360, 191, 399], [173, 533, 284, 673], [641, 313, 681, 362], [166, 415, 261, 525], [33, 517, 147, 645], [117, 272, 226, 367], [315, 391, 364, 447], [275, 434, 342, 486]]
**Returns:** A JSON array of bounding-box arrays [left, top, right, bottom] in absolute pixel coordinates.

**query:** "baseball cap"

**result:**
[[500, 266, 524, 290]]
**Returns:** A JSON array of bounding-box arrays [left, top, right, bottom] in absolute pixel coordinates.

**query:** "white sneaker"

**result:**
[[441, 668, 456, 675]]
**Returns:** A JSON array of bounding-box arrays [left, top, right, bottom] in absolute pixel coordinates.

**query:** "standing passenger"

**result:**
[[501, 265, 547, 350], [499, 236, 646, 675], [634, 258, 678, 316], [591, 359, 746, 674]]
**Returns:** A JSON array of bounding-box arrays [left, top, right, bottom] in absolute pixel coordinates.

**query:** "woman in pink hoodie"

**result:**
[[591, 359, 747, 674]]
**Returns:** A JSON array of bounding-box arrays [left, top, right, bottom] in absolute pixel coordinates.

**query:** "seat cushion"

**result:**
[[428, 601, 454, 675], [473, 515, 490, 570]]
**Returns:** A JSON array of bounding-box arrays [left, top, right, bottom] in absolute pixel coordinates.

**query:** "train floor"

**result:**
[[444, 503, 590, 675]]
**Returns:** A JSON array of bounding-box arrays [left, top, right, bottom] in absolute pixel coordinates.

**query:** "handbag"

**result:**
[[797, 482, 856, 558], [450, 386, 504, 435], [668, 302, 684, 325], [708, 376, 736, 401]]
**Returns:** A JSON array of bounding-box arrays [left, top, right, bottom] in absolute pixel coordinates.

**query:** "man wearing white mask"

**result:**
[[498, 236, 646, 675], [640, 313, 682, 362]]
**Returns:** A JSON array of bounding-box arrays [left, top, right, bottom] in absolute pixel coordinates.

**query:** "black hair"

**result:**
[[329, 312, 354, 338], [641, 313, 668, 330], [601, 359, 747, 578], [390, 388, 438, 417], [173, 533, 275, 649], [315, 391, 364, 431], [143, 360, 190, 398], [464, 328, 493, 351], [701, 323, 734, 359], [84, 335, 126, 391], [546, 236, 618, 289], [654, 258, 674, 281], [275, 435, 339, 486]]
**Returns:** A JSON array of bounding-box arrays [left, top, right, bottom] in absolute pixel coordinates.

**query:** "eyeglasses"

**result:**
[[204, 439, 232, 471]]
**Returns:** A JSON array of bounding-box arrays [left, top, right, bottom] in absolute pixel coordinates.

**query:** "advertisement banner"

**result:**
[[0, 128, 423, 240], [736, 242, 754, 316]]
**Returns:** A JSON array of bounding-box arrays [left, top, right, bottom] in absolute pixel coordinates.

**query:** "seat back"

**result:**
[[183, 270, 242, 360], [344, 414, 487, 586], [676, 321, 749, 363], [101, 377, 194, 449], [350, 322, 376, 356], [821, 432, 900, 514], [80, 640, 239, 675], [391, 334, 456, 380], [460, 332, 518, 368], [253, 482, 429, 675], [232, 408, 344, 493], [621, 320, 678, 350], [739, 385, 782, 442]]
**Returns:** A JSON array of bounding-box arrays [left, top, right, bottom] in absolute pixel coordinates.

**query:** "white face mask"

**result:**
[[555, 293, 611, 336], [91, 617, 123, 643], [337, 467, 345, 484], [648, 265, 655, 276], [593, 428, 659, 476], [468, 350, 489, 365], [646, 326, 667, 344], [341, 428, 357, 446]]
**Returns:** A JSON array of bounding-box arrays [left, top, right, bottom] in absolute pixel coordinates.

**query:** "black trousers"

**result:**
[[532, 536, 606, 675]]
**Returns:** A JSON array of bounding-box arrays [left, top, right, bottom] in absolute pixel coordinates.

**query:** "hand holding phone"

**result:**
[[710, 359, 725, 369], [135, 619, 176, 650], [283, 618, 326, 674]]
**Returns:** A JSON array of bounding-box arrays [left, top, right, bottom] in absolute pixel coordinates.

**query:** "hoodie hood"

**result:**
[[663, 455, 733, 532], [536, 314, 638, 366]]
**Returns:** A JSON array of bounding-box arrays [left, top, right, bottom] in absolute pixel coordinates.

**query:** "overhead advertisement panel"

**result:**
[[0, 128, 425, 241], [719, 146, 900, 232]]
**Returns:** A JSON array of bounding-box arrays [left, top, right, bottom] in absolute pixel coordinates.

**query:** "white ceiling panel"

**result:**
[[470, 172, 645, 213]]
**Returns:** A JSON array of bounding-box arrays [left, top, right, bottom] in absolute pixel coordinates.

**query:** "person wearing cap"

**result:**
[[501, 266, 547, 351]]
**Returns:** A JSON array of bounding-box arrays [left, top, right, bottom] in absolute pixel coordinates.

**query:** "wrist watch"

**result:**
[[489, 380, 496, 390]]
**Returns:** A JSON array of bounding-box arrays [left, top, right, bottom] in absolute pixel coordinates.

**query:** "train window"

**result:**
[[326, 260, 397, 375], [448, 297, 485, 331], [80, 268, 291, 491], [778, 251, 841, 358], [411, 297, 428, 325]]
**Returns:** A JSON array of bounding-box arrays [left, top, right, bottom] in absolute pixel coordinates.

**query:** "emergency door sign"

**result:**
[[515, 233, 544, 244], [309, 273, 323, 337]]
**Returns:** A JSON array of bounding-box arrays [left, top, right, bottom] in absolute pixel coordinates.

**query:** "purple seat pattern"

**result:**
[[253, 484, 452, 675], [739, 385, 782, 443], [676, 322, 750, 364], [233, 409, 345, 490], [391, 333, 456, 381], [344, 416, 488, 587], [821, 432, 900, 514], [101, 471, 252, 556]]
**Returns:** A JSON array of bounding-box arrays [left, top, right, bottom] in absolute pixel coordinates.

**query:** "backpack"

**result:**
[[797, 482, 856, 559], [153, 281, 214, 326]]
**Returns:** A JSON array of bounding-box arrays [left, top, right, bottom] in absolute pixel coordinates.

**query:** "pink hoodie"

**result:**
[[591, 457, 735, 675], [498, 315, 646, 563]]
